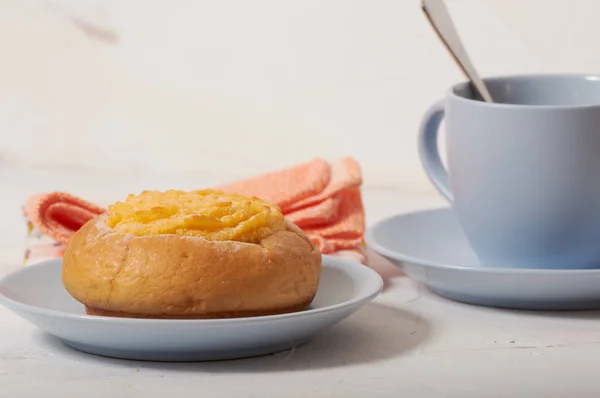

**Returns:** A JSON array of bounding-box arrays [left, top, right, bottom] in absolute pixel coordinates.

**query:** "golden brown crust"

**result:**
[[84, 299, 313, 319], [62, 215, 322, 319]]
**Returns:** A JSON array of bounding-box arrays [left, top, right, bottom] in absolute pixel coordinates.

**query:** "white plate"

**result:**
[[0, 256, 382, 361], [366, 208, 600, 310]]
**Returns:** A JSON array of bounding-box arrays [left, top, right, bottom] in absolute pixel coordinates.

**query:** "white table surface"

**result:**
[[1, 167, 599, 398]]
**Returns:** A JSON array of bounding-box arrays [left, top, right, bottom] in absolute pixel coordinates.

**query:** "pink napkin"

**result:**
[[23, 158, 367, 265]]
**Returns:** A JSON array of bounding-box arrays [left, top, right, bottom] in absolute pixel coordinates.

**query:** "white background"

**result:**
[[1, 0, 599, 189]]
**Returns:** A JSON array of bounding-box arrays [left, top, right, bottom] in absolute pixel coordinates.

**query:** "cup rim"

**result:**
[[448, 73, 600, 110]]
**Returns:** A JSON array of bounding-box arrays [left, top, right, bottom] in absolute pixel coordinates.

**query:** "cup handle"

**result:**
[[418, 99, 453, 202]]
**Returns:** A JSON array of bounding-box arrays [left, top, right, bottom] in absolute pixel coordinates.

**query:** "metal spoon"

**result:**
[[421, 0, 493, 102]]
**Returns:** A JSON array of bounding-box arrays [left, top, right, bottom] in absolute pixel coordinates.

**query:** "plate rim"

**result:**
[[0, 255, 383, 325], [366, 207, 600, 276]]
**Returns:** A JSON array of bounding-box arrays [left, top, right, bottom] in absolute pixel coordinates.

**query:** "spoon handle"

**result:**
[[422, 0, 493, 102]]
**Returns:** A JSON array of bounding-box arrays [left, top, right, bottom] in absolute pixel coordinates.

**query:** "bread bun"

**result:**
[[62, 190, 322, 319]]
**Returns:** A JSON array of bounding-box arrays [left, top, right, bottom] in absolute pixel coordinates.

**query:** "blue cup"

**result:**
[[419, 74, 600, 269]]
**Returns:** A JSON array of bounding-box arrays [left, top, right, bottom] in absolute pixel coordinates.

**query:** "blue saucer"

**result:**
[[366, 208, 600, 310]]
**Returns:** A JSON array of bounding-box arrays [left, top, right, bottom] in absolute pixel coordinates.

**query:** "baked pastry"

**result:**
[[62, 189, 322, 319]]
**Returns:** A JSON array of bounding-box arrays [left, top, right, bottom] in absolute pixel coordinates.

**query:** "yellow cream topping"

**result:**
[[106, 189, 286, 243]]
